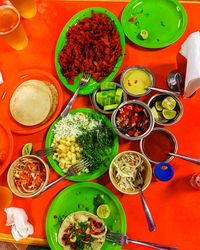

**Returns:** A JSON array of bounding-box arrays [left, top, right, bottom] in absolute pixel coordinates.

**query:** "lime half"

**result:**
[[140, 29, 149, 40], [151, 106, 159, 121], [97, 204, 110, 219], [155, 101, 163, 111], [22, 143, 33, 156], [162, 109, 177, 120], [162, 97, 176, 110]]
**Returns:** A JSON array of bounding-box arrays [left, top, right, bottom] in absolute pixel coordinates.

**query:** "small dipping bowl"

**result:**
[[140, 127, 178, 164], [120, 66, 155, 97], [92, 82, 127, 115], [148, 94, 183, 126], [111, 100, 155, 141], [7, 155, 49, 198], [109, 151, 152, 194]]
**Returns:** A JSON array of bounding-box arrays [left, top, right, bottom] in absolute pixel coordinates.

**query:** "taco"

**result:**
[[58, 211, 107, 250]]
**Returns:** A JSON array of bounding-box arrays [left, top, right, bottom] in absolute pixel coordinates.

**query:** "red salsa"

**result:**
[[142, 130, 175, 162], [116, 103, 150, 137]]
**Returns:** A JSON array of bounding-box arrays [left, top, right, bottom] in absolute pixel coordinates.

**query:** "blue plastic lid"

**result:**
[[154, 162, 174, 181]]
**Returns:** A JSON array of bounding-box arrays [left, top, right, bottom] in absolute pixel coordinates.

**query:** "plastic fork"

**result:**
[[106, 231, 178, 250], [132, 170, 156, 232], [61, 73, 91, 118], [32, 146, 55, 158], [38, 159, 90, 195]]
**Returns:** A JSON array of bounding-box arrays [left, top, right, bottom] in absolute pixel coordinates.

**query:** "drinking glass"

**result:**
[[0, 186, 13, 209], [0, 5, 28, 50], [9, 0, 37, 19]]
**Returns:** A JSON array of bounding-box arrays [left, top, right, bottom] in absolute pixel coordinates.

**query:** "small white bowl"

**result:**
[[7, 155, 49, 198], [109, 151, 152, 194]]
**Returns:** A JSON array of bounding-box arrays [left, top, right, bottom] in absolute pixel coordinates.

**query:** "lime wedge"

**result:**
[[151, 106, 159, 121], [22, 143, 33, 156], [162, 109, 177, 120], [140, 29, 148, 40], [97, 204, 110, 219], [162, 97, 176, 110], [155, 101, 163, 111]]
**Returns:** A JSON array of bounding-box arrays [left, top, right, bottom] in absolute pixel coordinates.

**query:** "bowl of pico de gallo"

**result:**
[[111, 100, 155, 141], [7, 155, 49, 198]]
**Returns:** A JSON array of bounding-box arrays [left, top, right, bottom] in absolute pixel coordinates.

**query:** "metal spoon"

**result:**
[[146, 86, 180, 96], [168, 152, 200, 165], [132, 171, 156, 232]]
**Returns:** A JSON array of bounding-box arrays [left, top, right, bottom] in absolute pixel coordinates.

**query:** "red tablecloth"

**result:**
[[0, 1, 200, 249]]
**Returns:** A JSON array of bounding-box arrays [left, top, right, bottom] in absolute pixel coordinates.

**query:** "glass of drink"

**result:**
[[9, 0, 37, 19], [0, 5, 28, 50], [190, 172, 200, 190], [0, 186, 13, 209]]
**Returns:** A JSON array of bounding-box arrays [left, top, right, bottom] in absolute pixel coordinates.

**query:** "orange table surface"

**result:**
[[0, 1, 200, 250]]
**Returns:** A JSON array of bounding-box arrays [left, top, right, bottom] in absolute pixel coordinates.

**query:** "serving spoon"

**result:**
[[132, 171, 156, 232], [168, 152, 200, 165], [146, 86, 180, 96]]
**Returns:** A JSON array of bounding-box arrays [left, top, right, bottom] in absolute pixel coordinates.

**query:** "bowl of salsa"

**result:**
[[120, 66, 155, 97], [140, 127, 178, 164], [111, 100, 155, 141], [7, 155, 49, 198]]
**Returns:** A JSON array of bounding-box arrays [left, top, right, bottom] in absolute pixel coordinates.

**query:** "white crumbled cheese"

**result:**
[[53, 113, 101, 139]]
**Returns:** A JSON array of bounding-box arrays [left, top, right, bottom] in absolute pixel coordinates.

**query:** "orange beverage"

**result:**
[[0, 5, 28, 50], [9, 0, 36, 19], [0, 186, 13, 209]]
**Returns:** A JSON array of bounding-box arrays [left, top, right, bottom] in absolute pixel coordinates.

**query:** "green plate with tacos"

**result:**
[[46, 182, 126, 250]]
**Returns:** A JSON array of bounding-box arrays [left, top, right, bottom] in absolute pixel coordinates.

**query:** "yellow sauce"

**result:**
[[123, 68, 152, 95]]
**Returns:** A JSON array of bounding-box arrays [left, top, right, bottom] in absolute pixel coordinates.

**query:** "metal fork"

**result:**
[[106, 231, 178, 250], [38, 159, 90, 195], [133, 170, 156, 232], [32, 147, 55, 158], [61, 73, 91, 118]]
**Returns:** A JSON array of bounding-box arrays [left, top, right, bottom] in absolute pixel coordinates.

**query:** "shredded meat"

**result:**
[[59, 11, 122, 84]]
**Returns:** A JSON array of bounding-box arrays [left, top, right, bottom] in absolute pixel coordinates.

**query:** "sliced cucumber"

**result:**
[[115, 88, 123, 104], [100, 82, 116, 91], [104, 103, 119, 111]]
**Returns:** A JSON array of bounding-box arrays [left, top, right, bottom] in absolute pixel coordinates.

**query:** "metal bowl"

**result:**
[[147, 93, 183, 126], [111, 100, 155, 141], [120, 66, 155, 98], [92, 82, 127, 115], [140, 127, 178, 164]]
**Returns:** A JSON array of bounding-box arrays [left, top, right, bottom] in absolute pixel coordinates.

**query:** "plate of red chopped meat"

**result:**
[[55, 7, 125, 95]]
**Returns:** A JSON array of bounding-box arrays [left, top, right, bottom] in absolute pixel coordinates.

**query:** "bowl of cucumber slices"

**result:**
[[92, 82, 127, 115], [148, 94, 183, 126]]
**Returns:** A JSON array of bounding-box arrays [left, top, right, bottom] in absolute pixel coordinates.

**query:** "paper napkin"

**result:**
[[180, 31, 200, 97], [4, 207, 34, 241]]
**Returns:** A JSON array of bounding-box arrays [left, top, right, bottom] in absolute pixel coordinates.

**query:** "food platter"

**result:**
[[4, 69, 63, 134], [0, 122, 14, 176], [45, 108, 119, 181], [121, 0, 187, 48], [55, 7, 125, 95], [46, 182, 126, 250]]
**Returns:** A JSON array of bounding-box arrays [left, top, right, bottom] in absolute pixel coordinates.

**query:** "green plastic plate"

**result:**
[[55, 7, 125, 95], [45, 108, 119, 181], [46, 182, 126, 250], [121, 0, 187, 48]]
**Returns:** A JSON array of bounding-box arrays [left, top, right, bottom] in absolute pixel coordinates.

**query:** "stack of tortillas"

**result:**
[[10, 80, 58, 126]]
